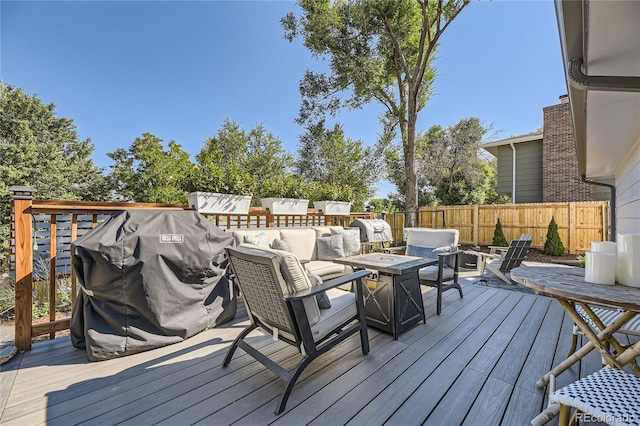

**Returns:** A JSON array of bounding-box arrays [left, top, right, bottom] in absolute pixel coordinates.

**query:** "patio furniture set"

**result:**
[[227, 227, 640, 423], [225, 226, 462, 413], [70, 214, 639, 423]]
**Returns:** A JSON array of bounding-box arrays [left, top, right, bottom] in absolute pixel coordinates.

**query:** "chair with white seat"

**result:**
[[532, 368, 640, 426], [568, 304, 640, 357], [404, 228, 462, 315]]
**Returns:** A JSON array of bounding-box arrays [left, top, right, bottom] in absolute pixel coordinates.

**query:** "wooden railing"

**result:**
[[9, 195, 372, 351]]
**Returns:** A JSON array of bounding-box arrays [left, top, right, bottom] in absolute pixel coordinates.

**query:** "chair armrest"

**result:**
[[383, 246, 406, 255], [489, 246, 509, 255], [438, 249, 459, 258], [285, 270, 372, 301]]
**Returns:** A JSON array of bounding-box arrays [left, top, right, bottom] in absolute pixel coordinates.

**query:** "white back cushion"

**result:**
[[280, 228, 317, 261], [405, 228, 459, 249], [232, 229, 281, 247]]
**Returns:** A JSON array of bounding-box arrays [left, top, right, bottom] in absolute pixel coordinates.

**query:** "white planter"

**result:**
[[260, 198, 309, 214], [314, 201, 352, 216], [188, 192, 252, 214]]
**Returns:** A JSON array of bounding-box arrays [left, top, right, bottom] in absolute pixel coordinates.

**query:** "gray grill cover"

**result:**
[[350, 218, 393, 243], [70, 210, 235, 361]]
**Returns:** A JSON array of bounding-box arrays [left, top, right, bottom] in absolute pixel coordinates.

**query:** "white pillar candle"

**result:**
[[584, 251, 616, 285], [617, 234, 640, 288], [591, 241, 618, 282]]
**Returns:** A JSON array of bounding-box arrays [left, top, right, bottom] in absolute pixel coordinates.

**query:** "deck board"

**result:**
[[0, 282, 626, 426]]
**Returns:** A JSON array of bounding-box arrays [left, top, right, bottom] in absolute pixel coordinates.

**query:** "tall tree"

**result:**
[[422, 117, 487, 205], [283, 0, 471, 225], [107, 133, 192, 204], [296, 121, 379, 209], [386, 117, 492, 206], [480, 158, 511, 204], [0, 83, 109, 268]]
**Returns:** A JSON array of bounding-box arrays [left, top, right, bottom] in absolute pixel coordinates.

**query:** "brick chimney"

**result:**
[[542, 97, 595, 202]]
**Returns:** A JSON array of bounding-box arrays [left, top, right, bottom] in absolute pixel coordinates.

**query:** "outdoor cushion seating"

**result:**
[[404, 228, 462, 315], [223, 245, 370, 415], [230, 226, 359, 282]]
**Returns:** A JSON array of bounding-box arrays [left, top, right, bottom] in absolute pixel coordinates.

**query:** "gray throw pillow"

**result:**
[[406, 245, 450, 262], [308, 273, 331, 309], [331, 228, 361, 257], [244, 233, 270, 248], [271, 238, 291, 252], [316, 234, 345, 260]]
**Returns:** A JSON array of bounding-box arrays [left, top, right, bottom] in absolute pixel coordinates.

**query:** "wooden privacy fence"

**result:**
[[386, 201, 609, 254], [9, 194, 372, 351]]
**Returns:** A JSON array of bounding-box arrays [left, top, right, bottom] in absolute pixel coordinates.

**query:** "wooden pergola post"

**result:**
[[10, 186, 36, 351]]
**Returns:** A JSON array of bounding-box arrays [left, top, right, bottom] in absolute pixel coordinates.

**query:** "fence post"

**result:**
[[10, 186, 36, 352], [473, 205, 479, 246], [568, 202, 576, 254], [266, 211, 275, 228]]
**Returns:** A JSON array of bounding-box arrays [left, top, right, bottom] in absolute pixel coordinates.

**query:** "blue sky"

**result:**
[[1, 0, 566, 198]]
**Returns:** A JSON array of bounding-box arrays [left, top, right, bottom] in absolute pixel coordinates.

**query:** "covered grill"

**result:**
[[350, 218, 393, 244], [70, 209, 235, 361]]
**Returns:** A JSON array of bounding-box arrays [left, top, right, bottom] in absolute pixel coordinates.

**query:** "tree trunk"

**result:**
[[404, 92, 419, 228]]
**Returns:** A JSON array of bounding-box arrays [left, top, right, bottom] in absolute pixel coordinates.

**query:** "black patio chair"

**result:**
[[223, 245, 371, 415]]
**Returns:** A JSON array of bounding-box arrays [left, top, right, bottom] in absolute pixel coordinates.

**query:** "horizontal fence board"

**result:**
[[385, 201, 608, 254]]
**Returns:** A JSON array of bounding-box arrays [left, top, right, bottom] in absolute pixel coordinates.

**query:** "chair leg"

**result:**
[[223, 324, 255, 367], [436, 281, 443, 315], [485, 263, 511, 284], [359, 323, 370, 355], [275, 356, 313, 415], [568, 327, 579, 357], [557, 404, 571, 426]]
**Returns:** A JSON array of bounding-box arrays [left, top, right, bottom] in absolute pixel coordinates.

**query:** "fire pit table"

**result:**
[[334, 253, 431, 339]]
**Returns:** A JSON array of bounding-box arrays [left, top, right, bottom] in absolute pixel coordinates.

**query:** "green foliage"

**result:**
[[259, 175, 310, 199], [283, 0, 471, 217], [107, 133, 192, 204], [295, 121, 378, 209], [543, 216, 565, 256], [492, 219, 509, 247], [0, 279, 13, 316], [0, 83, 110, 268], [481, 159, 512, 204], [386, 117, 504, 206], [366, 198, 397, 214], [32, 301, 48, 320], [577, 255, 586, 268], [306, 182, 355, 203], [186, 119, 294, 203]]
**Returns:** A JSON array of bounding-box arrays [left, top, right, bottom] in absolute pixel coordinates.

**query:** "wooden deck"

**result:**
[[0, 282, 618, 425]]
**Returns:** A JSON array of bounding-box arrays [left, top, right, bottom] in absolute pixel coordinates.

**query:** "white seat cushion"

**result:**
[[305, 260, 346, 277], [310, 288, 356, 342], [418, 265, 455, 282]]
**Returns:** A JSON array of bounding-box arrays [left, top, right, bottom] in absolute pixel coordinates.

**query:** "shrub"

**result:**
[[492, 219, 508, 247], [543, 216, 565, 256]]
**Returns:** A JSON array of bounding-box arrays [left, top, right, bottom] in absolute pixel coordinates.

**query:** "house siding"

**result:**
[[543, 102, 597, 202], [616, 140, 640, 234], [495, 142, 543, 203]]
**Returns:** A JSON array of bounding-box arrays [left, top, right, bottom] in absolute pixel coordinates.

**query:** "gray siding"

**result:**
[[495, 141, 543, 203]]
